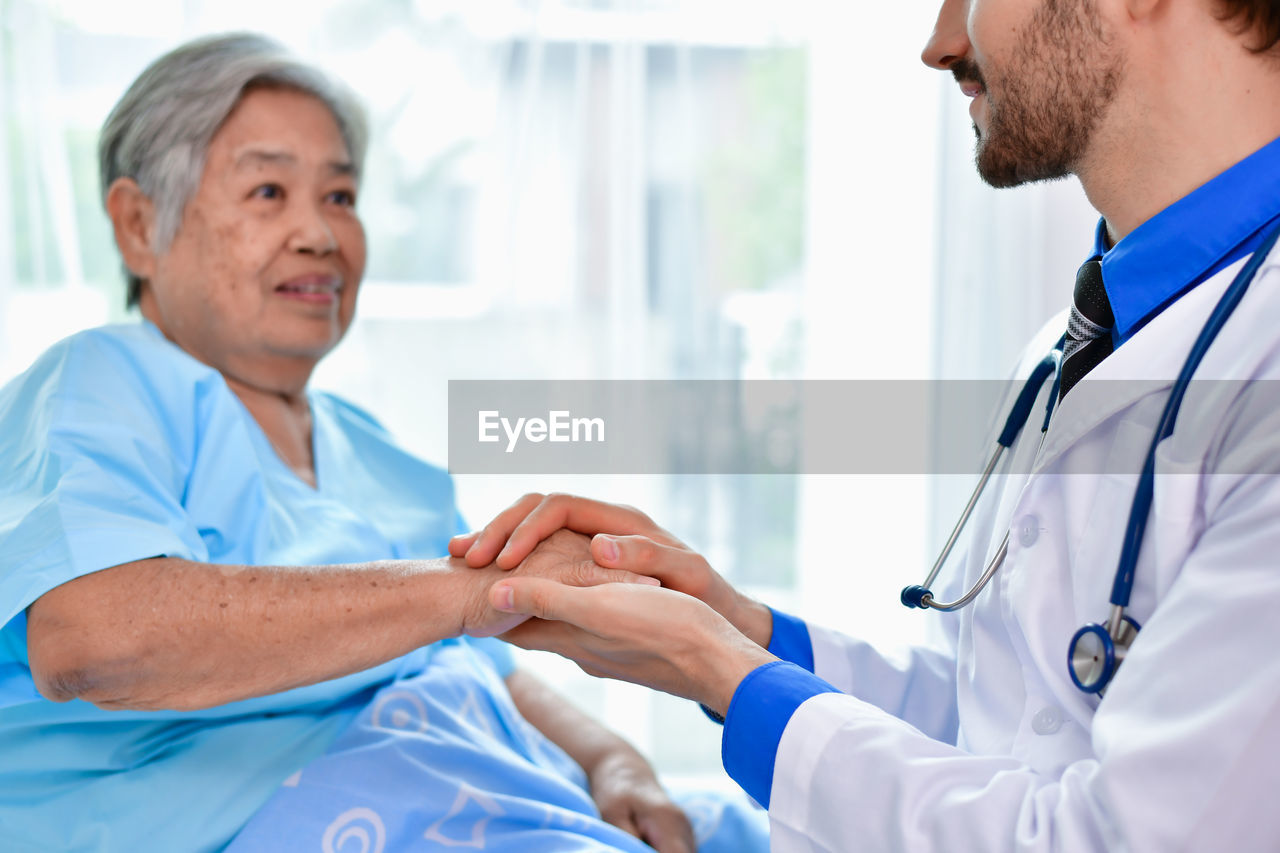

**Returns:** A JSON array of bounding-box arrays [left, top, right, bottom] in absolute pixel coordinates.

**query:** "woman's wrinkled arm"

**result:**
[[26, 531, 645, 712]]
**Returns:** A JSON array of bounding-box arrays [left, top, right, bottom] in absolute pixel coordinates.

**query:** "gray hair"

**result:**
[[98, 32, 369, 308]]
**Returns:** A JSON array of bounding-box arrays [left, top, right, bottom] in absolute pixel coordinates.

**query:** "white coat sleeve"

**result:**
[[765, 566, 961, 746], [741, 403, 1280, 852], [805, 621, 960, 746]]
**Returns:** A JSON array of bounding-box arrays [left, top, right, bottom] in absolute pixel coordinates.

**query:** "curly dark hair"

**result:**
[[1217, 0, 1280, 52]]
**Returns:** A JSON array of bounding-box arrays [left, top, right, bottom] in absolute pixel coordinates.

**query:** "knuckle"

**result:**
[[685, 554, 711, 581], [618, 502, 653, 524], [633, 539, 657, 564], [664, 803, 690, 820], [599, 803, 627, 821], [528, 586, 551, 612], [544, 493, 576, 517]]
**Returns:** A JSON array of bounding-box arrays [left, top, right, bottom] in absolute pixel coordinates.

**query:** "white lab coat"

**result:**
[[768, 243, 1280, 852]]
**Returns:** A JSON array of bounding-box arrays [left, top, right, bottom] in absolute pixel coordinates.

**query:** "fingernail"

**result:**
[[493, 583, 515, 611], [639, 576, 660, 586], [597, 535, 619, 563]]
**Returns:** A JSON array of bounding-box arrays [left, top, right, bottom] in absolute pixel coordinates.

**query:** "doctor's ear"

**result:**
[[1121, 0, 1162, 21], [105, 177, 159, 282]]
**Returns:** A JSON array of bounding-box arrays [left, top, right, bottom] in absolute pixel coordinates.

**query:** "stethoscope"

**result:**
[[900, 221, 1280, 697]]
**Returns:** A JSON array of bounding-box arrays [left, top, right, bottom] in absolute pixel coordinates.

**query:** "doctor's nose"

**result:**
[[922, 0, 971, 70]]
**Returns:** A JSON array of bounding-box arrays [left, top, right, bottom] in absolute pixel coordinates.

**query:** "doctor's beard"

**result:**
[[958, 0, 1125, 189]]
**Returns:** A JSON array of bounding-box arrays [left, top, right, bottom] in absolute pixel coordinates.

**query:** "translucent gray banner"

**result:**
[[447, 380, 1280, 475]]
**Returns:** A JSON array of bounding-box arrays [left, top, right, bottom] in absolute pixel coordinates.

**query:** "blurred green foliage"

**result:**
[[703, 48, 806, 292]]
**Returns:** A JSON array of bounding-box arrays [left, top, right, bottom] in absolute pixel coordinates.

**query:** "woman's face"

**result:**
[[141, 86, 366, 390]]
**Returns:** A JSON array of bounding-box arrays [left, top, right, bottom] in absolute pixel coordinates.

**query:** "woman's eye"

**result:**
[[327, 189, 356, 207], [251, 184, 284, 200]]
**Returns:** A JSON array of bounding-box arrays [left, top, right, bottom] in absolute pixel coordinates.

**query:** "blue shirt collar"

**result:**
[[1092, 134, 1280, 344]]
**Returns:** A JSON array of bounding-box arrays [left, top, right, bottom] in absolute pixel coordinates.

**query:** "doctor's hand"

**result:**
[[458, 530, 658, 639], [490, 578, 776, 717], [452, 493, 774, 648]]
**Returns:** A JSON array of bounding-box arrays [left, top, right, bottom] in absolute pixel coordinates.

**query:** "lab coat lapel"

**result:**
[[1030, 259, 1244, 474]]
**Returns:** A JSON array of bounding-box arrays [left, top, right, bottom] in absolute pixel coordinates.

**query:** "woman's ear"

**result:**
[[105, 177, 158, 281]]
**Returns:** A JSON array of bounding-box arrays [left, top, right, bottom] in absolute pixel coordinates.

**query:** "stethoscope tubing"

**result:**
[[1110, 220, 1280, 608], [903, 220, 1280, 694], [900, 350, 1059, 612], [916, 445, 1005, 594]]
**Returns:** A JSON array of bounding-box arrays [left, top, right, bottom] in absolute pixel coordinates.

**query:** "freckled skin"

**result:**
[[128, 87, 368, 485], [140, 87, 366, 398]]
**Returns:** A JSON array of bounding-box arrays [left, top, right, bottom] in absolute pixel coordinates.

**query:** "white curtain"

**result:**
[[0, 0, 110, 380]]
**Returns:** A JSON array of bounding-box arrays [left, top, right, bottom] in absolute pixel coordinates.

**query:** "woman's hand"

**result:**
[[459, 529, 657, 638], [503, 668, 695, 852], [588, 747, 696, 853], [452, 493, 774, 647], [493, 579, 776, 716]]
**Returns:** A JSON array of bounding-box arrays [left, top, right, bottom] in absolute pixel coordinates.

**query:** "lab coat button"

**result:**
[[1017, 516, 1040, 548], [1032, 706, 1063, 735]]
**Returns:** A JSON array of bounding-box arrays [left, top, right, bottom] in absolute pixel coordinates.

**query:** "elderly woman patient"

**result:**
[[0, 34, 766, 853]]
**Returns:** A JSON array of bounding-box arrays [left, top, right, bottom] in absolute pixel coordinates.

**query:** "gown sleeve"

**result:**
[[0, 328, 210, 629]]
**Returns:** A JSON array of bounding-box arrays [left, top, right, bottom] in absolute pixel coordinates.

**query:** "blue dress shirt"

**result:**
[[1097, 134, 1280, 345]]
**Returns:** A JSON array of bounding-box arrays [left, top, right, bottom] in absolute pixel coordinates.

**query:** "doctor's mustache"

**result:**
[[950, 57, 986, 92]]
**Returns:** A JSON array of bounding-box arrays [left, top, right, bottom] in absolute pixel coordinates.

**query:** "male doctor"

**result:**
[[453, 0, 1280, 850]]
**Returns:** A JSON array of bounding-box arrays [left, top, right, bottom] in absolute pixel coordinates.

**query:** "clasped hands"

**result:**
[[451, 493, 778, 717]]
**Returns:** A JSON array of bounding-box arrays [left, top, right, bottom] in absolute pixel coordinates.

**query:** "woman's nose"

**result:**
[[288, 203, 339, 256], [922, 0, 971, 70]]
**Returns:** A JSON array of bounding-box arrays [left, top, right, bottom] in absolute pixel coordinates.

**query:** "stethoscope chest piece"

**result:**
[[1068, 614, 1140, 694]]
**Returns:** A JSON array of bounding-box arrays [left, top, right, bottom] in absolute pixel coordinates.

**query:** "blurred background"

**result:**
[[0, 0, 1098, 786]]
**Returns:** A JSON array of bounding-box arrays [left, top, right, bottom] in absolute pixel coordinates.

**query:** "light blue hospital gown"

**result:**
[[0, 323, 767, 853]]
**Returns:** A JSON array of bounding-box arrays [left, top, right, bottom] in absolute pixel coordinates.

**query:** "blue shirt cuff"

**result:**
[[721, 660, 840, 808], [701, 607, 813, 726], [767, 607, 815, 672]]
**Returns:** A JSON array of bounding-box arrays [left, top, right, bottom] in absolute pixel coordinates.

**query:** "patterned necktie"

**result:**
[[1058, 258, 1114, 402]]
